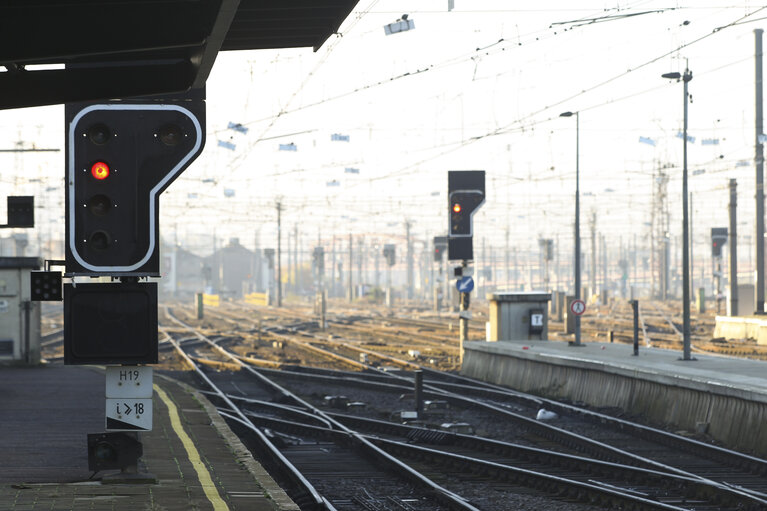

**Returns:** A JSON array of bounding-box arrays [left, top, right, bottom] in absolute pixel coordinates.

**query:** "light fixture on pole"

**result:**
[[384, 14, 415, 35], [560, 110, 582, 347], [661, 67, 694, 361]]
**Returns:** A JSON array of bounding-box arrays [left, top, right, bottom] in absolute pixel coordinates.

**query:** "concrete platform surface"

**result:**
[[0, 364, 297, 511], [461, 339, 767, 456]]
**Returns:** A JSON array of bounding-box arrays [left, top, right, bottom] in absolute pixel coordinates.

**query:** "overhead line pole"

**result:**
[[276, 200, 282, 307], [755, 29, 765, 314]]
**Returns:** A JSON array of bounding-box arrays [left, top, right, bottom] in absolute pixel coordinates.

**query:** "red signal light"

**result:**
[[91, 161, 110, 180], [452, 203, 462, 213]]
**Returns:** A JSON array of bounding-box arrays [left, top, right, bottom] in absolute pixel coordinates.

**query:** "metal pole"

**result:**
[[406, 221, 413, 300], [729, 179, 739, 316], [414, 370, 424, 417], [690, 193, 694, 297], [681, 68, 692, 360], [459, 291, 469, 362], [756, 29, 765, 314], [348, 233, 353, 302], [331, 235, 336, 297], [631, 299, 639, 356], [276, 201, 282, 307], [357, 237, 363, 299], [574, 112, 582, 346]]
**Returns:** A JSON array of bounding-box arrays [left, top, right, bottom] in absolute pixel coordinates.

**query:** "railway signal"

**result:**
[[1, 196, 34, 228], [446, 171, 485, 354], [447, 170, 485, 261], [65, 101, 205, 276], [711, 227, 727, 257], [433, 236, 447, 262], [312, 246, 325, 277], [383, 244, 396, 266], [63, 98, 205, 366]]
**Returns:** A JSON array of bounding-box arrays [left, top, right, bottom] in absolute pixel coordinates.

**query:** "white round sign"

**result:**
[[570, 299, 586, 316]]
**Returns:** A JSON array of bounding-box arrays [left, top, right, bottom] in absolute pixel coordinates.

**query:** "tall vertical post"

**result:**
[[414, 370, 424, 417], [690, 193, 694, 296], [559, 110, 582, 346], [331, 235, 336, 298], [756, 29, 765, 314], [601, 233, 607, 299], [348, 233, 353, 302], [729, 179, 739, 316], [505, 228, 510, 287], [632, 233, 637, 296], [574, 112, 582, 346], [406, 220, 413, 300], [631, 299, 639, 356], [374, 240, 380, 288], [459, 290, 469, 362], [295, 224, 300, 293], [590, 212, 596, 300], [276, 201, 282, 307], [357, 237, 363, 298], [681, 67, 692, 359]]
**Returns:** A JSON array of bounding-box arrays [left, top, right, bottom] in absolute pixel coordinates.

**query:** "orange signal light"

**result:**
[[91, 161, 110, 180], [452, 203, 462, 213]]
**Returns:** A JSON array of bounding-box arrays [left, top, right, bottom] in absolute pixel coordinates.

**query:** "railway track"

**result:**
[[159, 303, 767, 510]]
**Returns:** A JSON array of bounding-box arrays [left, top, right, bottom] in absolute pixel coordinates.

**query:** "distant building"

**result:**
[[204, 238, 262, 298]]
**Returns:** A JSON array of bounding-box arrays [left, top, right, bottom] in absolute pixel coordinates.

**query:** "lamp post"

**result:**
[[560, 111, 582, 347], [662, 67, 693, 360]]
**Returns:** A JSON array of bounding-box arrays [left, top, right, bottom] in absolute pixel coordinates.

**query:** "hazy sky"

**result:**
[[2, 1, 766, 268]]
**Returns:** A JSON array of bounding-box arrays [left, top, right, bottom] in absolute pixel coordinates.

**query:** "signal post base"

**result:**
[[101, 466, 158, 485], [0, 365, 296, 511]]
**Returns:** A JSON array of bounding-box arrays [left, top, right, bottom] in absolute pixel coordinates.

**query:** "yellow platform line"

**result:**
[[154, 384, 230, 511]]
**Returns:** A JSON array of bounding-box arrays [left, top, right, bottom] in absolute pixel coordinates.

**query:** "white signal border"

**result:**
[[68, 103, 202, 273], [447, 189, 485, 238]]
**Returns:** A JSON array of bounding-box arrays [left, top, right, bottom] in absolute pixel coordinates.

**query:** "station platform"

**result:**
[[461, 339, 767, 457], [0, 364, 297, 511]]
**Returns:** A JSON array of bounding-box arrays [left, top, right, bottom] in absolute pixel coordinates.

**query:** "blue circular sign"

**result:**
[[456, 276, 474, 293]]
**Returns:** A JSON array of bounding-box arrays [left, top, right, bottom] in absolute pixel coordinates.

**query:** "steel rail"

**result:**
[[164, 308, 481, 511], [159, 326, 331, 511]]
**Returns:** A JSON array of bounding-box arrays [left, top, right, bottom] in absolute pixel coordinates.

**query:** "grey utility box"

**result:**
[[0, 257, 42, 364], [486, 292, 551, 341]]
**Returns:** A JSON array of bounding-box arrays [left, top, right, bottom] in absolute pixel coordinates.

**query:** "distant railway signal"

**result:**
[[0, 196, 34, 228], [313, 246, 325, 276], [711, 227, 727, 257], [383, 244, 396, 266], [447, 170, 485, 261], [65, 101, 205, 276], [433, 236, 447, 262]]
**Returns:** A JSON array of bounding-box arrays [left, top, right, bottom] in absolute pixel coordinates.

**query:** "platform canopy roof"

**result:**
[[0, 0, 359, 109]]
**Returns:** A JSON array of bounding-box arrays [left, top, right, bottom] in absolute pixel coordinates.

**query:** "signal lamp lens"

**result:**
[[93, 442, 117, 462], [88, 124, 110, 145], [158, 124, 182, 146], [91, 162, 110, 180], [88, 194, 111, 217], [89, 231, 111, 250], [453, 203, 462, 213]]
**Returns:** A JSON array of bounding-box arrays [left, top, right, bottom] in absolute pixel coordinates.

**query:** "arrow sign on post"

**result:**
[[456, 276, 474, 293]]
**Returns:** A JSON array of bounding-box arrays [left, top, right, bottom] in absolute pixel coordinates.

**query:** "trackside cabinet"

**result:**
[[0, 257, 41, 363], [486, 292, 551, 341]]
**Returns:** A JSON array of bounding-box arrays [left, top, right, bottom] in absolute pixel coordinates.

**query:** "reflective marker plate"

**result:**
[[106, 366, 153, 399], [105, 398, 152, 431]]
